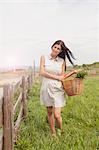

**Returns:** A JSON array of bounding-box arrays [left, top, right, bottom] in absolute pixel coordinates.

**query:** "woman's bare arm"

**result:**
[[64, 69, 82, 79], [61, 60, 82, 79], [39, 55, 64, 81], [39, 55, 81, 81], [64, 71, 75, 78], [61, 61, 65, 75]]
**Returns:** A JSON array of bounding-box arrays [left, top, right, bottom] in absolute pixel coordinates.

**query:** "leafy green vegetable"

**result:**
[[76, 70, 88, 79]]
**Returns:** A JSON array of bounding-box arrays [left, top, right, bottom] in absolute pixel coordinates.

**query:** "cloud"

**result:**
[[0, 0, 98, 68]]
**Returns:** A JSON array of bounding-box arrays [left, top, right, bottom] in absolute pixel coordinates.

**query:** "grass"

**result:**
[[14, 76, 99, 150]]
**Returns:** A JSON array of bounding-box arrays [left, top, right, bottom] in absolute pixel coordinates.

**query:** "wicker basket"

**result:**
[[62, 78, 84, 96]]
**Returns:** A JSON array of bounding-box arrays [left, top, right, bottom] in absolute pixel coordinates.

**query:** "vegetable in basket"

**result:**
[[75, 70, 88, 79], [62, 70, 88, 96]]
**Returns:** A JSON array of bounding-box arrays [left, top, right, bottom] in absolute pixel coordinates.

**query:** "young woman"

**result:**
[[40, 40, 81, 136]]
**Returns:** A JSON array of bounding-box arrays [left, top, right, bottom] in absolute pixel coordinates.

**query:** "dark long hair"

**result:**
[[51, 40, 76, 70]]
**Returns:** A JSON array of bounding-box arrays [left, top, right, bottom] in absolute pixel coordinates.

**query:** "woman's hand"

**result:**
[[58, 75, 66, 81], [57, 69, 83, 81]]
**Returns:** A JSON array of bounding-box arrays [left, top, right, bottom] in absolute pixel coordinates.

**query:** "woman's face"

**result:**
[[51, 44, 62, 57]]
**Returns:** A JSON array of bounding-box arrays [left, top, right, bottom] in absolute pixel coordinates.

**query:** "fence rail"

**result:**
[[0, 73, 33, 150]]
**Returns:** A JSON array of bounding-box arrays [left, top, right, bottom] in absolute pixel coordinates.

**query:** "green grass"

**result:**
[[14, 77, 99, 150]]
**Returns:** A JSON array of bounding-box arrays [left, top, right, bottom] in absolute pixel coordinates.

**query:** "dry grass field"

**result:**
[[0, 69, 31, 98], [0, 69, 31, 87]]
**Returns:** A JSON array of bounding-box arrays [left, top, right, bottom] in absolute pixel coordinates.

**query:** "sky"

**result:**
[[0, 0, 99, 68]]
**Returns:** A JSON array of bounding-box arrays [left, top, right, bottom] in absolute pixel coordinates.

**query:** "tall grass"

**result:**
[[14, 76, 99, 150]]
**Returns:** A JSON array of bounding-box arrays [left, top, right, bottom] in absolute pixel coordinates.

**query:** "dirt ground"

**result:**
[[0, 69, 39, 87], [0, 70, 29, 87]]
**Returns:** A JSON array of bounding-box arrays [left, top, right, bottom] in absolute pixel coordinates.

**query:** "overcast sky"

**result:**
[[0, 0, 99, 68]]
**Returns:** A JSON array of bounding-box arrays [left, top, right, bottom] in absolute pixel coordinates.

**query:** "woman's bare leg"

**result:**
[[53, 107, 62, 129], [47, 106, 56, 135]]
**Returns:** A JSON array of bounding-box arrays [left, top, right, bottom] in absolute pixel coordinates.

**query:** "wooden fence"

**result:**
[[0, 73, 33, 150]]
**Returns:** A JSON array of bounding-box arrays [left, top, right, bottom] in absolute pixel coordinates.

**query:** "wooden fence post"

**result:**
[[0, 97, 3, 150], [27, 75, 31, 90], [10, 85, 14, 150], [3, 84, 13, 150], [30, 73, 33, 87], [22, 76, 27, 118]]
